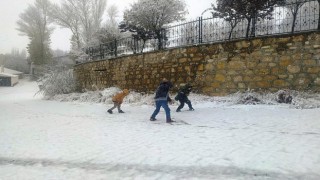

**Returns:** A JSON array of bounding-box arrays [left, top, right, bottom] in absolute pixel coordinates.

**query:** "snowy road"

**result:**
[[1, 80, 320, 180]]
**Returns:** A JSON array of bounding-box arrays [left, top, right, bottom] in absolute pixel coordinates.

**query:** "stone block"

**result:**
[[215, 74, 226, 82], [287, 65, 301, 74], [257, 63, 268, 68], [179, 58, 188, 63], [278, 37, 291, 43], [251, 39, 262, 47], [303, 59, 317, 66], [314, 78, 320, 85], [238, 83, 246, 89], [228, 61, 246, 69], [269, 63, 277, 67], [198, 64, 204, 71], [192, 57, 203, 61], [253, 76, 263, 81], [262, 56, 273, 62], [205, 75, 214, 82], [256, 68, 270, 75], [227, 70, 238, 75], [294, 77, 310, 86], [307, 67, 320, 74], [247, 62, 257, 68], [313, 45, 320, 49], [211, 82, 221, 88], [223, 82, 237, 89], [279, 56, 292, 67], [264, 75, 278, 81], [217, 62, 226, 70], [234, 76, 243, 82], [292, 35, 304, 42], [244, 76, 252, 82], [261, 45, 271, 49], [273, 80, 290, 87], [205, 64, 214, 71], [256, 81, 271, 88]]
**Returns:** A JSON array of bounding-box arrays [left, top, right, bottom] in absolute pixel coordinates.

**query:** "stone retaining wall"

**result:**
[[74, 32, 320, 95]]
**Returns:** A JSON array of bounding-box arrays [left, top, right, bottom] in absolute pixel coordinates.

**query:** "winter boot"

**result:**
[[119, 110, 125, 113], [176, 109, 181, 112], [107, 109, 113, 114], [189, 108, 194, 111], [166, 119, 175, 123], [150, 117, 157, 121]]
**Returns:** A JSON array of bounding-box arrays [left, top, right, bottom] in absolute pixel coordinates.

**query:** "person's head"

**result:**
[[162, 78, 168, 82], [161, 78, 172, 88], [123, 89, 129, 95]]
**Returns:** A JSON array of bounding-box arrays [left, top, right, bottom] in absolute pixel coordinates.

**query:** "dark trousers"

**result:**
[[177, 99, 193, 111]]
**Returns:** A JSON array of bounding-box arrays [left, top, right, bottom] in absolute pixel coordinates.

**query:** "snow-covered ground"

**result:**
[[1, 79, 320, 180]]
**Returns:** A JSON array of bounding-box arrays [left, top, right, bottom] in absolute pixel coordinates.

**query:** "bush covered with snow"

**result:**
[[36, 69, 78, 98], [44, 87, 320, 109], [227, 90, 320, 109]]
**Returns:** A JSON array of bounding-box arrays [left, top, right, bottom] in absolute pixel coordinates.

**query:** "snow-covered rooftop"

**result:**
[[3, 67, 23, 75]]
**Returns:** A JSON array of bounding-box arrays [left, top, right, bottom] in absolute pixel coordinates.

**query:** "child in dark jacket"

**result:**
[[150, 78, 174, 123], [175, 83, 194, 112]]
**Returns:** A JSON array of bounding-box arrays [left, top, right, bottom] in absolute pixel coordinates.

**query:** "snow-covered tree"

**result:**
[[49, 0, 107, 49], [16, 0, 53, 65], [119, 22, 156, 53], [285, 0, 307, 33], [227, 0, 284, 38], [122, 0, 187, 50], [212, 0, 243, 40], [37, 68, 78, 97], [95, 5, 122, 45]]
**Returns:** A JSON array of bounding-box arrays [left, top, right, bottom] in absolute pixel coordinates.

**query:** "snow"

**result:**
[[1, 80, 320, 180]]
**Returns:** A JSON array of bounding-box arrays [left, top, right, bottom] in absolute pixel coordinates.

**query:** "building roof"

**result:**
[[0, 72, 18, 77], [3, 68, 23, 75]]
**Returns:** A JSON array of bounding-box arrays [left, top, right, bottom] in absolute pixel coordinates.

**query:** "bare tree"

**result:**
[[49, 0, 107, 48], [16, 0, 53, 65], [49, 1, 82, 49], [96, 4, 121, 44]]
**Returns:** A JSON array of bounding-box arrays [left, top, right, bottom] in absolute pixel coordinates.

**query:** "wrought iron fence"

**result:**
[[85, 0, 319, 61]]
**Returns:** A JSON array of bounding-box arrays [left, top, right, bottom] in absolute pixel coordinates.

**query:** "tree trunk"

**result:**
[[228, 26, 235, 40], [246, 18, 252, 39], [156, 30, 163, 50], [250, 16, 256, 38], [228, 30, 232, 40], [318, 0, 320, 30], [291, 12, 297, 33], [140, 40, 146, 53]]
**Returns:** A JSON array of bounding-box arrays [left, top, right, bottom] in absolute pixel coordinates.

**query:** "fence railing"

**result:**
[[85, 0, 320, 61]]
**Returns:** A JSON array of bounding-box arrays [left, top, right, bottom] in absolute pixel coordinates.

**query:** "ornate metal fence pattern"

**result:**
[[85, 0, 319, 60]]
